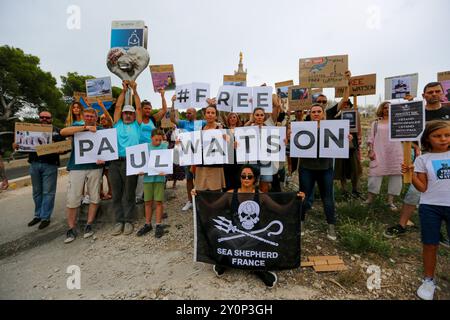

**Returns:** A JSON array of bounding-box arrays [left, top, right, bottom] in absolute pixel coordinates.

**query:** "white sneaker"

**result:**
[[82, 195, 90, 205], [182, 201, 193, 211], [300, 222, 305, 236], [327, 224, 337, 241], [417, 278, 436, 300]]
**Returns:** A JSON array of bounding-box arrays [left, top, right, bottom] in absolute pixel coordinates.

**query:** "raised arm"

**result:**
[[97, 98, 114, 125], [130, 81, 142, 124], [114, 80, 128, 123], [337, 70, 352, 111], [169, 94, 180, 125], [153, 89, 168, 122], [271, 94, 281, 123]]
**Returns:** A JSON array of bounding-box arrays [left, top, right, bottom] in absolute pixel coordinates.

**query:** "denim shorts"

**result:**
[[403, 184, 421, 205], [260, 174, 273, 182], [419, 204, 450, 245]]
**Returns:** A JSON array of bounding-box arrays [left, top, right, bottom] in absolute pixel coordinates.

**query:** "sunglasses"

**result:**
[[39, 116, 52, 120], [240, 174, 254, 180], [316, 100, 327, 104]]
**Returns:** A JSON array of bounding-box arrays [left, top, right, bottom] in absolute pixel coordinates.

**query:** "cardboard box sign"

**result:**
[[223, 74, 246, 86], [35, 140, 72, 156], [74, 128, 119, 164], [275, 80, 294, 99], [438, 71, 450, 82], [14, 122, 53, 152], [335, 73, 377, 97], [299, 55, 349, 88], [288, 86, 312, 111]]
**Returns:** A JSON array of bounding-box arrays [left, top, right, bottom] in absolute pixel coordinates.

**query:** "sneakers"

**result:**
[[155, 224, 167, 238], [388, 203, 398, 211], [28, 217, 41, 227], [83, 224, 94, 238], [417, 278, 436, 300], [81, 195, 90, 205], [182, 201, 193, 211], [440, 233, 450, 248], [383, 224, 407, 239], [64, 229, 77, 244], [112, 223, 124, 236], [136, 224, 152, 237], [300, 222, 305, 236], [327, 224, 337, 241], [135, 197, 144, 205], [254, 271, 277, 288], [123, 222, 134, 235], [38, 220, 50, 230], [213, 265, 226, 277]]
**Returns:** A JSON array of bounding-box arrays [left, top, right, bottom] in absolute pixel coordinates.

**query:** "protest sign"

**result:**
[[194, 191, 301, 270], [290, 121, 318, 158], [149, 64, 176, 92], [175, 131, 203, 166], [202, 129, 229, 165], [299, 55, 348, 88], [232, 87, 253, 114], [259, 127, 286, 162], [85, 77, 113, 103], [223, 74, 246, 86], [438, 71, 450, 82], [111, 20, 146, 49], [385, 73, 419, 100], [319, 120, 350, 159], [288, 86, 311, 111], [35, 140, 72, 157], [275, 80, 293, 99], [216, 86, 235, 112], [234, 127, 260, 163], [252, 87, 273, 113], [341, 110, 358, 133], [335, 73, 376, 97], [174, 83, 210, 109], [389, 101, 425, 141], [14, 123, 53, 152], [148, 149, 173, 176], [74, 128, 118, 164], [126, 143, 148, 176], [439, 80, 450, 105]]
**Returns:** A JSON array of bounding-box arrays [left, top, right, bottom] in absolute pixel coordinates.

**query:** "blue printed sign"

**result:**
[[111, 20, 146, 49]]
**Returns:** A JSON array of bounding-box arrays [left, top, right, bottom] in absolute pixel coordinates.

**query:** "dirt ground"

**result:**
[[0, 176, 448, 300]]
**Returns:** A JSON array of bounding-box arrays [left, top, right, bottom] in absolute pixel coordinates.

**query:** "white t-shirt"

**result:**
[[414, 150, 450, 206]]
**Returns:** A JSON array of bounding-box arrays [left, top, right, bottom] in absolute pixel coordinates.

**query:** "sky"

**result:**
[[1, 0, 449, 108]]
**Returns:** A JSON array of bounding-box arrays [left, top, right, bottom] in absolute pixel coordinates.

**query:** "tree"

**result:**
[[60, 72, 95, 97], [0, 45, 66, 129]]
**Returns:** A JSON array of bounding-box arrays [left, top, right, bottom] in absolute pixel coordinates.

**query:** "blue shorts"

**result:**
[[419, 204, 450, 245], [260, 174, 273, 183], [184, 166, 194, 180]]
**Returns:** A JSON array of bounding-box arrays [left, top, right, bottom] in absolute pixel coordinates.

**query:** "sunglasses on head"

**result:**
[[240, 174, 254, 180]]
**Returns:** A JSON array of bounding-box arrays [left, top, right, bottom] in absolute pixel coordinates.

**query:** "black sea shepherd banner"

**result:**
[[194, 191, 301, 270]]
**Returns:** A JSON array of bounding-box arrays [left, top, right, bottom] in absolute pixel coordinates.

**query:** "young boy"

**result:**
[[136, 129, 169, 238]]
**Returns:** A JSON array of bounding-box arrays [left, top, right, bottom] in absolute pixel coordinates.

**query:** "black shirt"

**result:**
[[28, 127, 65, 166], [426, 105, 450, 122]]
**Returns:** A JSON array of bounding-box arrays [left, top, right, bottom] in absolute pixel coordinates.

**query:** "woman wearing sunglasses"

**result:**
[[192, 164, 304, 288]]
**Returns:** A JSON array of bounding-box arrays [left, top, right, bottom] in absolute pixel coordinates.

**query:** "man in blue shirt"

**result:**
[[110, 80, 142, 236], [170, 96, 206, 211]]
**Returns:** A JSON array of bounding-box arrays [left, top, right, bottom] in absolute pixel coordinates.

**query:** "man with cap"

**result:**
[[110, 80, 143, 236]]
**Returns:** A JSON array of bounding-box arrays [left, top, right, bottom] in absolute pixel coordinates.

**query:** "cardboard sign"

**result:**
[[14, 123, 53, 152], [335, 73, 376, 97], [202, 129, 229, 165], [341, 110, 358, 133], [275, 80, 294, 99], [260, 127, 286, 162], [288, 86, 311, 111], [148, 149, 173, 176], [232, 87, 253, 113], [35, 140, 72, 157], [174, 83, 210, 109], [126, 143, 149, 176], [440, 80, 450, 104], [74, 128, 119, 164], [299, 55, 349, 88], [175, 131, 203, 166], [385, 73, 419, 100], [438, 71, 450, 82], [252, 87, 273, 113], [111, 20, 146, 49], [234, 126, 260, 163], [223, 74, 246, 86], [389, 101, 425, 141], [290, 121, 318, 158], [149, 64, 176, 92], [85, 76, 112, 103]]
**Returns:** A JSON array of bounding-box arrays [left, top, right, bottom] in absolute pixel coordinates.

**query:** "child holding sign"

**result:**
[[136, 129, 169, 238], [402, 121, 450, 300]]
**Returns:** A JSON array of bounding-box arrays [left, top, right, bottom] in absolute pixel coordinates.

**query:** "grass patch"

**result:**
[[338, 220, 393, 257]]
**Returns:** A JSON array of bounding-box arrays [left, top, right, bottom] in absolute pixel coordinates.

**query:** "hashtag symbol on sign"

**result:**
[[177, 89, 189, 103]]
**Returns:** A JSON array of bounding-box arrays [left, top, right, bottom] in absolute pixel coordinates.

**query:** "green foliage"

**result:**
[[60, 72, 95, 97]]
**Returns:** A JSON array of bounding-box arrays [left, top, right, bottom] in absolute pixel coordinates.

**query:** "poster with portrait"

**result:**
[[149, 64, 176, 92], [385, 73, 418, 100]]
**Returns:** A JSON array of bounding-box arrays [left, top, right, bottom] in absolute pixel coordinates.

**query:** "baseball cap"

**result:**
[[122, 105, 136, 113]]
